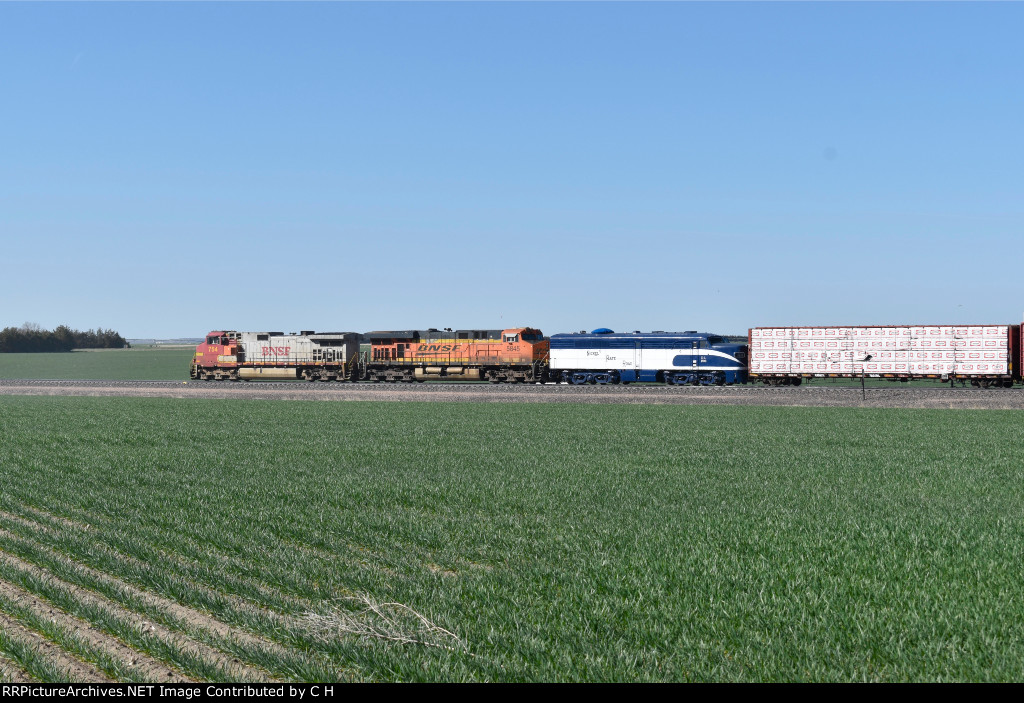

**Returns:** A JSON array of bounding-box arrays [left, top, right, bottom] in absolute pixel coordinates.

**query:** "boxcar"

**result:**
[[748, 324, 1021, 387]]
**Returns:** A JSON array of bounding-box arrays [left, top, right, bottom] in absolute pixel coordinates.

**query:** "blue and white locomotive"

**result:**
[[548, 329, 748, 385]]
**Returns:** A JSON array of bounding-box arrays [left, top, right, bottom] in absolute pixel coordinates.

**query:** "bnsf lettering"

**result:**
[[415, 344, 462, 353], [262, 346, 291, 356]]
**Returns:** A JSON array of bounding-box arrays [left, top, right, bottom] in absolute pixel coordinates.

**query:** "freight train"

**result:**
[[190, 322, 1022, 387]]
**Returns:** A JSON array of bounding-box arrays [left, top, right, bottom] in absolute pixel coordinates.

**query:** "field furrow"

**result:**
[[5, 503, 318, 614], [18, 505, 96, 535], [0, 651, 33, 683], [0, 514, 364, 681], [0, 546, 275, 682], [0, 607, 109, 682], [0, 574, 186, 683], [0, 508, 299, 639], [0, 518, 348, 681]]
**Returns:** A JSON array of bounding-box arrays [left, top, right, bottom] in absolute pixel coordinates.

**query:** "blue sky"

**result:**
[[1, 2, 1021, 338]]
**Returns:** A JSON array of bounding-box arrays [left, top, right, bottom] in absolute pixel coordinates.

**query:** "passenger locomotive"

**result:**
[[191, 321, 1024, 387], [549, 329, 747, 385]]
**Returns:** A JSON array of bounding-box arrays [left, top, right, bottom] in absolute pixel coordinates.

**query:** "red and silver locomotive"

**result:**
[[190, 330, 361, 382]]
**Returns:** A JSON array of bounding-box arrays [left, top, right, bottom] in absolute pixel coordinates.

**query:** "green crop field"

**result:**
[[0, 347, 194, 381], [1, 397, 1022, 682]]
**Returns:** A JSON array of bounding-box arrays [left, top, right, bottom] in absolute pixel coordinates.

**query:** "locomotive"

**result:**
[[190, 327, 549, 383], [364, 327, 548, 383], [190, 330, 361, 382], [548, 329, 747, 385]]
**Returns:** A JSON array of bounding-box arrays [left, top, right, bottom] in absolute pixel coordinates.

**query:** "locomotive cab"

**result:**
[[191, 331, 242, 380], [501, 327, 549, 363]]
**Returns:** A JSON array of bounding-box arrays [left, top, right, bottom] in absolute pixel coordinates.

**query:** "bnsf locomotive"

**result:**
[[190, 330, 361, 382], [365, 327, 548, 383], [191, 321, 1023, 387], [191, 327, 549, 383]]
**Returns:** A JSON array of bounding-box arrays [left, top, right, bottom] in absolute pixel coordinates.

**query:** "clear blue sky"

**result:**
[[2, 2, 1021, 338]]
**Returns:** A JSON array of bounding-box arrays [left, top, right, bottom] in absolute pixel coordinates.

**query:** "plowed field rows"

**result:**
[[2, 396, 1023, 681]]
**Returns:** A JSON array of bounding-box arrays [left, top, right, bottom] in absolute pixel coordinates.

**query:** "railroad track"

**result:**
[[3, 378, 1024, 410], [1, 378, 1022, 393]]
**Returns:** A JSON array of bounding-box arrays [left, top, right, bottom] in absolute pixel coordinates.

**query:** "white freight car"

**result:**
[[748, 325, 1020, 387]]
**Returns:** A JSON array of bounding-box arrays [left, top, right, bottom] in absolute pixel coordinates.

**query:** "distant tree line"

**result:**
[[0, 323, 128, 352]]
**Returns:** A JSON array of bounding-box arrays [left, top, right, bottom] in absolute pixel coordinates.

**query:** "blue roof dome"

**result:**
[[591, 328, 614, 334]]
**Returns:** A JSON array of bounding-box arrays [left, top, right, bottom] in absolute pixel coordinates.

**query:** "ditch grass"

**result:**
[[0, 348, 193, 381], [1, 396, 1023, 681]]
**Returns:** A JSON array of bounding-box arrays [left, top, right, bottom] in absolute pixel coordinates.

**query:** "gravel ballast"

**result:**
[[2, 379, 1024, 409]]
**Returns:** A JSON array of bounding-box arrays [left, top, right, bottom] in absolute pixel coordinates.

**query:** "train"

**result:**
[[190, 322, 1023, 388]]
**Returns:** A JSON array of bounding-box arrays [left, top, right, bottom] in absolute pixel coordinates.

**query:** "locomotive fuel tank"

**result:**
[[238, 368, 298, 379]]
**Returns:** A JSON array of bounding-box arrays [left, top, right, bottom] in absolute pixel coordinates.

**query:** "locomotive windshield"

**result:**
[[521, 332, 543, 342]]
